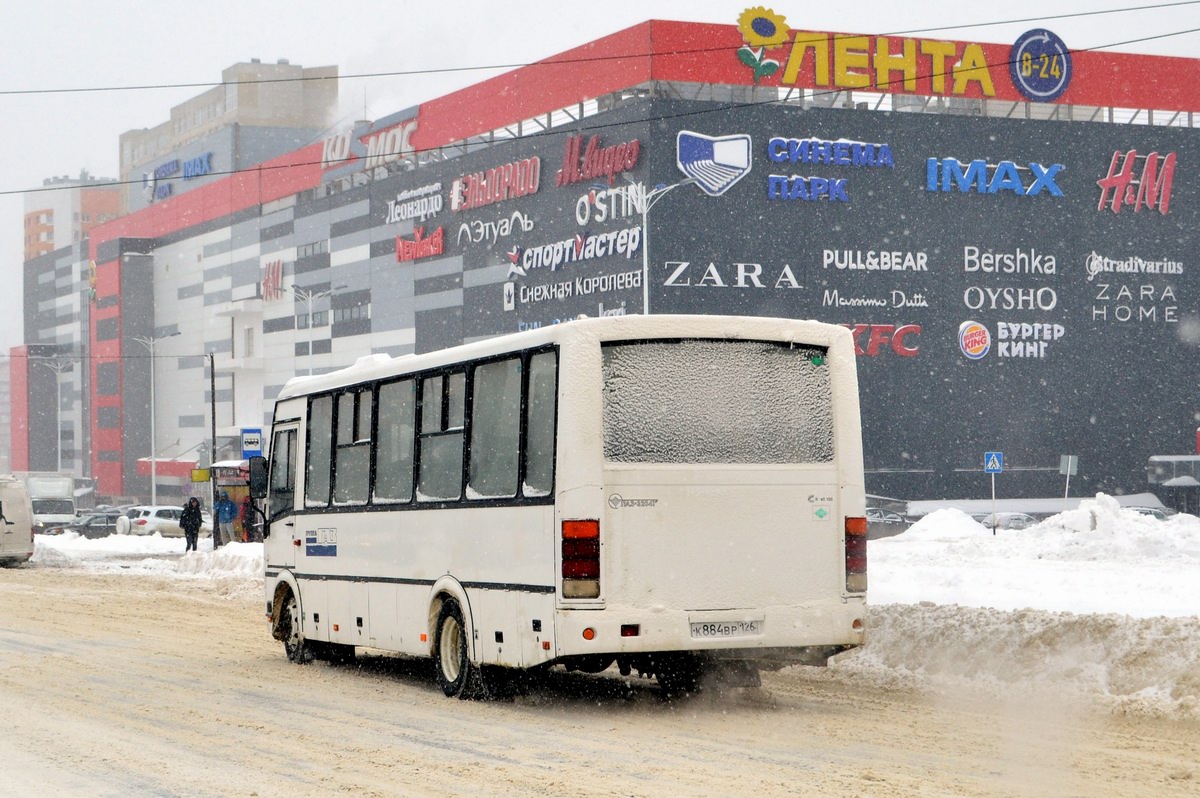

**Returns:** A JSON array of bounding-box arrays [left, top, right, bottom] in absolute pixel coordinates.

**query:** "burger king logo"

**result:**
[[958, 321, 991, 359]]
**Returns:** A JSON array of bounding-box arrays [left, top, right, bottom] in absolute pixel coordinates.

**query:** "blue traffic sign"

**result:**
[[984, 451, 1004, 474]]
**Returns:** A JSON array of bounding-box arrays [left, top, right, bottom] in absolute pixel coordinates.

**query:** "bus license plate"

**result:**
[[689, 619, 762, 639]]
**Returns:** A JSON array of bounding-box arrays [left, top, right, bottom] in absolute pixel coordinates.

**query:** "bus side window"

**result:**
[[418, 372, 465, 501], [269, 429, 296, 520], [468, 358, 520, 499], [523, 352, 557, 497], [306, 395, 334, 507], [375, 379, 415, 503], [333, 389, 371, 505]]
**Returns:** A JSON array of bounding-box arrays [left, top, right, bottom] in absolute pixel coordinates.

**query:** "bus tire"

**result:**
[[280, 590, 313, 664], [434, 598, 481, 699]]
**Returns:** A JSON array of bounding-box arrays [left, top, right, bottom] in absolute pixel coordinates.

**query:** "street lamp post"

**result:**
[[35, 359, 73, 472], [291, 285, 345, 376], [35, 360, 74, 472], [132, 332, 180, 505], [629, 177, 697, 315]]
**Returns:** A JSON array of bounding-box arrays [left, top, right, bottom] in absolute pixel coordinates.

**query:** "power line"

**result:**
[[0, 2, 1197, 98], [4, 22, 1199, 201]]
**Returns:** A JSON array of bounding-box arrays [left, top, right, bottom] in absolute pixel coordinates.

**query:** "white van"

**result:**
[[0, 476, 35, 566]]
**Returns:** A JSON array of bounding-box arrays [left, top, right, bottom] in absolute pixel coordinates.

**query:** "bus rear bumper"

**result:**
[[552, 598, 866, 665]]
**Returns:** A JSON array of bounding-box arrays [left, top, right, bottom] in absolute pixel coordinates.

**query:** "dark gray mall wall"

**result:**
[[316, 97, 1198, 499]]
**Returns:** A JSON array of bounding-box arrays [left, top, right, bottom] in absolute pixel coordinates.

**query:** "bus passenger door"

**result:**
[[266, 424, 300, 569]]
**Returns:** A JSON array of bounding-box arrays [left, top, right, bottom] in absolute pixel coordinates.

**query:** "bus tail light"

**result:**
[[845, 516, 867, 593], [562, 519, 600, 599]]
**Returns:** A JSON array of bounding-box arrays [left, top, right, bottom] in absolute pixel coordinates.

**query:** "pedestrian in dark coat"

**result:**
[[180, 497, 204, 553]]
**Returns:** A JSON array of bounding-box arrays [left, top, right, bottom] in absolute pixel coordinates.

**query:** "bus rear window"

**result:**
[[601, 340, 834, 464]]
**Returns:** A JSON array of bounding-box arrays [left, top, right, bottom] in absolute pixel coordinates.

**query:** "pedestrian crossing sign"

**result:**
[[984, 452, 1004, 473]]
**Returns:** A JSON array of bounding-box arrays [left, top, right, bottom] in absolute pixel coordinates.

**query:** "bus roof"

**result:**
[[276, 314, 853, 401]]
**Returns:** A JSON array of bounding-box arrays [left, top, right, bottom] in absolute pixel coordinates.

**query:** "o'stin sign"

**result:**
[[959, 321, 991, 359]]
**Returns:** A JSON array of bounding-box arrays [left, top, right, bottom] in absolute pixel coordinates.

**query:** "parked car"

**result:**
[[980, 511, 1038, 531], [63, 512, 123, 539], [1129, 506, 1173, 520], [866, 507, 909, 539], [116, 505, 210, 538]]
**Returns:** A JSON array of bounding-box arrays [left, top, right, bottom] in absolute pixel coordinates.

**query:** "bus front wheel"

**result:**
[[280, 591, 313, 664], [434, 598, 481, 699]]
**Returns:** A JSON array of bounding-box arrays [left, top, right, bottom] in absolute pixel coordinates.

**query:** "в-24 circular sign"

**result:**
[[1010, 29, 1072, 102]]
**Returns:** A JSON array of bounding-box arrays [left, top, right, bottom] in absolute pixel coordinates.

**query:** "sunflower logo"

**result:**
[[736, 6, 790, 83]]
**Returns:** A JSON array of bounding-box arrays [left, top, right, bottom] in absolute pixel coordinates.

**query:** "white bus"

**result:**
[[254, 315, 868, 697]]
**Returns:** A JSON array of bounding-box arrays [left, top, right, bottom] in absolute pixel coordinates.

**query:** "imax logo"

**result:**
[[676, 131, 752, 197], [926, 158, 1063, 197]]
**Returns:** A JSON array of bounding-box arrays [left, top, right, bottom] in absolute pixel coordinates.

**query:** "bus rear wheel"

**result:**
[[434, 598, 481, 699]]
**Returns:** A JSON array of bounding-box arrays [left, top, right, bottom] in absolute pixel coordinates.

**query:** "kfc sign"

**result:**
[[842, 323, 921, 357]]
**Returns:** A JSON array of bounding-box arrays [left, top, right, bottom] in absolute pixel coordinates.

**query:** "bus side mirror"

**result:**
[[248, 456, 268, 499]]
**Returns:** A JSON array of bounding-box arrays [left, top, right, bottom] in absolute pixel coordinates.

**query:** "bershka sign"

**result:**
[[964, 246, 1057, 274], [927, 158, 1063, 196], [1097, 150, 1176, 215], [385, 184, 442, 224], [555, 134, 641, 187], [451, 157, 541, 212], [395, 227, 445, 262]]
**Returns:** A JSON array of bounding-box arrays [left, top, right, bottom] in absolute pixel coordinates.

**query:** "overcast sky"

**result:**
[[3, 0, 1198, 352]]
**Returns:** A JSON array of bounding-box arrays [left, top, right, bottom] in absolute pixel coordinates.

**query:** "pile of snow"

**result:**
[[869, 493, 1200, 617], [34, 531, 263, 585], [831, 494, 1200, 719]]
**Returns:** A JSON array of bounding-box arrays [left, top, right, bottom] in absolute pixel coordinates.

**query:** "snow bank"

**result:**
[[832, 603, 1200, 720], [33, 531, 263, 588], [869, 495, 1200, 617]]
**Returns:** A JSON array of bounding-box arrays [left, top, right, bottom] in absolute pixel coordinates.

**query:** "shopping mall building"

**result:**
[[13, 15, 1200, 505]]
